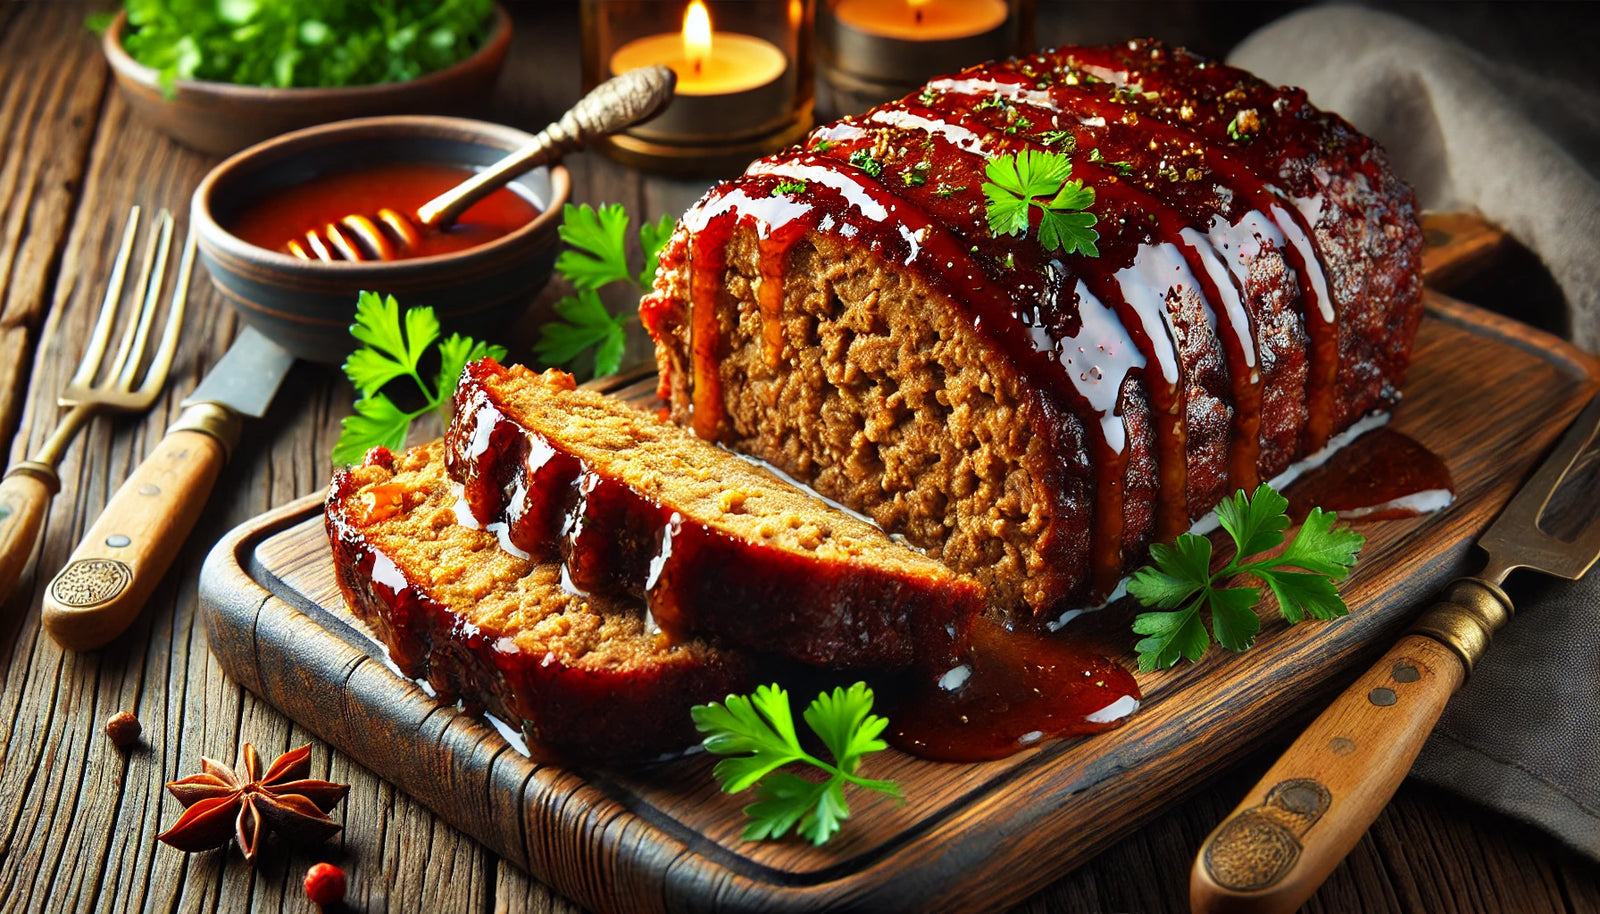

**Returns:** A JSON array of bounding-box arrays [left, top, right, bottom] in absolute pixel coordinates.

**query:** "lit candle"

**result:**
[[833, 0, 1008, 41], [610, 1, 792, 143], [820, 0, 1015, 106]]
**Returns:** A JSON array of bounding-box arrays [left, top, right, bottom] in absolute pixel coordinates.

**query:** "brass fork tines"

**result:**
[[0, 205, 194, 598]]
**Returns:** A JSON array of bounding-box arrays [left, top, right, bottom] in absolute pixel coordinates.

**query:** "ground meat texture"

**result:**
[[444, 360, 983, 671], [641, 41, 1424, 621]]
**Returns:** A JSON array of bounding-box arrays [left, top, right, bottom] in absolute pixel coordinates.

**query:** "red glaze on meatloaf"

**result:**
[[326, 440, 754, 762], [641, 40, 1423, 620], [444, 360, 982, 671]]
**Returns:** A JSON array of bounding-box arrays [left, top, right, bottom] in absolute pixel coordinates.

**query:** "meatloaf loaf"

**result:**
[[445, 359, 982, 670], [641, 40, 1424, 619], [326, 440, 753, 761]]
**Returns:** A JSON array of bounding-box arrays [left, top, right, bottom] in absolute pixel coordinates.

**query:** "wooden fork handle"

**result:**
[[1191, 579, 1513, 914], [0, 465, 60, 602], [41, 426, 225, 650]]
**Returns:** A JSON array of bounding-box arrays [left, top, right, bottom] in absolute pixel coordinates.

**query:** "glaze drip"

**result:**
[[652, 40, 1422, 612]]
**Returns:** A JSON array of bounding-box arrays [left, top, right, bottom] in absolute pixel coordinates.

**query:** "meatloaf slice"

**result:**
[[444, 359, 982, 671], [326, 439, 753, 762]]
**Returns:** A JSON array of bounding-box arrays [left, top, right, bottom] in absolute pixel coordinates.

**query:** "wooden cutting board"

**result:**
[[199, 231, 1599, 913]]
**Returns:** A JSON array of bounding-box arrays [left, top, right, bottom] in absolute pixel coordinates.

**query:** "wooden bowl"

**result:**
[[104, 5, 513, 156], [192, 115, 569, 364]]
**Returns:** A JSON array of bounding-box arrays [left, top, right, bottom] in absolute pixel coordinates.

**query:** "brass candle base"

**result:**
[[597, 106, 815, 177]]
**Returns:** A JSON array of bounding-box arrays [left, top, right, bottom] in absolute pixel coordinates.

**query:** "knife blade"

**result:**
[[40, 326, 295, 651], [1191, 389, 1600, 914]]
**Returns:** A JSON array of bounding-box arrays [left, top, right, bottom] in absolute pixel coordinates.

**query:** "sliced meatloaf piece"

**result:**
[[326, 439, 753, 762], [641, 40, 1423, 621], [444, 359, 982, 671]]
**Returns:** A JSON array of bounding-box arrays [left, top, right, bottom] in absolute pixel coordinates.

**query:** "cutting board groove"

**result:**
[[200, 284, 1598, 913]]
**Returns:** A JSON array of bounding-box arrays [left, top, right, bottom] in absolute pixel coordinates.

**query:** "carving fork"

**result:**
[[1192, 389, 1600, 913]]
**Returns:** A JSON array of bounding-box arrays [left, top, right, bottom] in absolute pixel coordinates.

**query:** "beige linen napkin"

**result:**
[[1231, 4, 1600, 859]]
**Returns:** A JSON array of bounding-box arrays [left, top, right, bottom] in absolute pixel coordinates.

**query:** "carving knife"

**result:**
[[41, 326, 294, 650], [1191, 388, 1600, 914]]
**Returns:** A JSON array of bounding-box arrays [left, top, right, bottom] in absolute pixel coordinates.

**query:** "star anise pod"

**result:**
[[157, 743, 349, 864]]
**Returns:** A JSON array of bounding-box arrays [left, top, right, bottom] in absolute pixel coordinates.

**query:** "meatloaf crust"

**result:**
[[444, 359, 982, 670], [326, 440, 753, 762], [642, 40, 1423, 620]]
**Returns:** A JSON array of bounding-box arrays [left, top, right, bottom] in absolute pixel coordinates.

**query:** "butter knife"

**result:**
[[41, 326, 294, 650], [1191, 389, 1600, 914]]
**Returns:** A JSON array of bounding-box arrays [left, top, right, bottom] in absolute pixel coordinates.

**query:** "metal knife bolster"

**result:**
[[1409, 578, 1514, 674], [166, 327, 296, 460]]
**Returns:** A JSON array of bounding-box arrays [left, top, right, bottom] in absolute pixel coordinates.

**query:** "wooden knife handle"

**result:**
[[41, 427, 225, 650], [1191, 579, 1513, 914], [0, 464, 59, 601]]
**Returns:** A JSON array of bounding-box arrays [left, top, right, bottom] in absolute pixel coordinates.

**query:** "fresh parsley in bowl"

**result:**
[[97, 0, 512, 155]]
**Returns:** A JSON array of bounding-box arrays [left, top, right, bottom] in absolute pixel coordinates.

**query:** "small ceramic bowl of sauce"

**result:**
[[193, 115, 569, 363]]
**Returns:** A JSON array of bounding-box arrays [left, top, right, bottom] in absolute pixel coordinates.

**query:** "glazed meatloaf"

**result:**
[[642, 40, 1424, 619], [445, 359, 982, 670], [326, 440, 753, 761]]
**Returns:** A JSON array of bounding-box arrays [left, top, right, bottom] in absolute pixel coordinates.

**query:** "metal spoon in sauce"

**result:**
[[290, 65, 675, 262]]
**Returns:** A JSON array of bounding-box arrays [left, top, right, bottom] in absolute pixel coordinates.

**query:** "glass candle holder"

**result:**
[[582, 0, 814, 175], [818, 0, 1032, 114]]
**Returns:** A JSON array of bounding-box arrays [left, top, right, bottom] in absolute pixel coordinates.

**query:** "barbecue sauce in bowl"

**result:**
[[227, 161, 542, 260]]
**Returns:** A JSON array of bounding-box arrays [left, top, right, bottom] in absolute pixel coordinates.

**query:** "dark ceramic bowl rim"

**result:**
[[193, 115, 571, 279], [104, 4, 513, 105]]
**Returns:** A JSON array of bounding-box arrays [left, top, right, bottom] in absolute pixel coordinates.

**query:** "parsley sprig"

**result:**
[[982, 149, 1099, 256], [332, 291, 505, 465], [533, 203, 673, 380], [1128, 484, 1365, 671], [693, 683, 902, 845], [95, 0, 493, 95]]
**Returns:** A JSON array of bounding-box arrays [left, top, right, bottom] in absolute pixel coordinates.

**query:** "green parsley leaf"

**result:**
[[771, 179, 808, 196], [533, 289, 627, 379], [1207, 585, 1264, 652], [543, 203, 673, 380], [1086, 146, 1135, 176], [331, 292, 505, 465], [1128, 483, 1365, 670], [555, 203, 633, 291], [1215, 484, 1290, 558], [109, 0, 493, 95], [848, 149, 884, 178], [434, 332, 500, 422], [812, 138, 834, 153], [693, 682, 901, 846], [982, 149, 1100, 256], [1274, 507, 1366, 578], [1131, 602, 1210, 671], [1037, 209, 1099, 257], [637, 213, 675, 289], [1036, 130, 1078, 152], [1128, 535, 1211, 608]]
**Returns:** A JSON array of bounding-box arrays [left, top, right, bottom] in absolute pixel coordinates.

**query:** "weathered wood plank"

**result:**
[[0, 3, 110, 459]]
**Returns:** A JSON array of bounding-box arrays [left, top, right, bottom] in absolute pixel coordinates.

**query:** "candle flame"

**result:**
[[683, 1, 712, 74], [906, 0, 928, 24]]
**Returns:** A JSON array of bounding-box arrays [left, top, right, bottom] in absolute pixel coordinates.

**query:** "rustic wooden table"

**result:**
[[2, 4, 1596, 912]]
